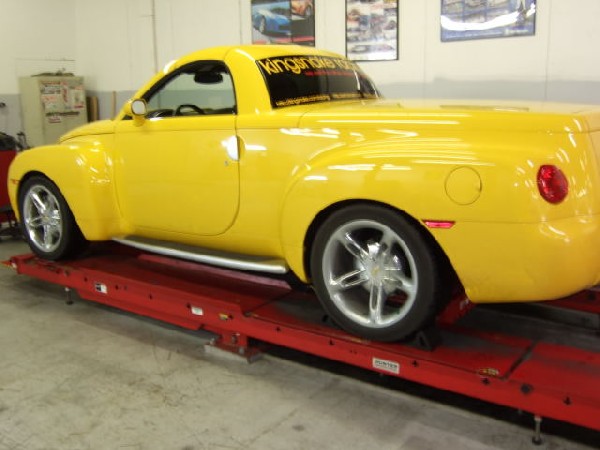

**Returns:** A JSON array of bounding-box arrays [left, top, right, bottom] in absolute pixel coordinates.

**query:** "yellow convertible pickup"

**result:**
[[8, 45, 600, 341]]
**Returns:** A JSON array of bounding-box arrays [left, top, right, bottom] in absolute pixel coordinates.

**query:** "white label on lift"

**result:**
[[190, 306, 204, 316], [94, 282, 108, 294], [372, 357, 400, 375]]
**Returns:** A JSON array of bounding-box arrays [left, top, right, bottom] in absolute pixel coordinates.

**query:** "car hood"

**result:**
[[299, 99, 600, 133], [60, 119, 115, 143]]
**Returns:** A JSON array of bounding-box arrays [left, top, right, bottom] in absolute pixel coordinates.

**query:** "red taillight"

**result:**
[[537, 165, 568, 204]]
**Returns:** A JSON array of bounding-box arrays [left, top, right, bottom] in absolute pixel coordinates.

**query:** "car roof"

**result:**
[[172, 45, 344, 70]]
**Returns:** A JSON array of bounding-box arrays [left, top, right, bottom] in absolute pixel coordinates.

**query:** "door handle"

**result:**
[[223, 136, 239, 162]]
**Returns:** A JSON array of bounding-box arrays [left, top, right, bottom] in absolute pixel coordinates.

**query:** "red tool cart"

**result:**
[[0, 133, 18, 238], [5, 242, 600, 444]]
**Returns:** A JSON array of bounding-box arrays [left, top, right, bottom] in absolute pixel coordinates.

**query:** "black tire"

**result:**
[[310, 204, 445, 342], [18, 176, 87, 260]]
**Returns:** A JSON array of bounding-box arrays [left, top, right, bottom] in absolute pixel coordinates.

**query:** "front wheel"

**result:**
[[18, 176, 87, 260], [310, 205, 446, 342]]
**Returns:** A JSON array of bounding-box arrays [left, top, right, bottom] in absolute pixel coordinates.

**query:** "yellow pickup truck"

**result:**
[[9, 45, 600, 341]]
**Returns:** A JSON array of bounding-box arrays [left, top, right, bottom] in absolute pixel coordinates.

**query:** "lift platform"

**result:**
[[5, 243, 600, 437]]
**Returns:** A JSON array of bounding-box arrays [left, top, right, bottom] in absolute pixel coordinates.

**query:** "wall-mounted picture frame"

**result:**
[[346, 0, 398, 62], [251, 0, 315, 46], [441, 0, 536, 42]]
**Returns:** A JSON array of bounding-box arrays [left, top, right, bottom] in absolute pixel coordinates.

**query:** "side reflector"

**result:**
[[537, 165, 568, 204], [423, 220, 455, 229]]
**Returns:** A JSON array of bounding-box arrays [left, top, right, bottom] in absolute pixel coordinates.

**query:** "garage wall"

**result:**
[[0, 0, 78, 137], [73, 0, 156, 119], [2, 0, 600, 139], [148, 0, 600, 104], [390, 1, 600, 103]]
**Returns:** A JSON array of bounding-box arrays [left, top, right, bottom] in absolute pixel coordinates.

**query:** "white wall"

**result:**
[[0, 0, 78, 94], [74, 0, 155, 93], [154, 0, 243, 68], [3, 0, 600, 137], [72, 0, 157, 117], [0, 0, 78, 135], [145, 0, 600, 103], [323, 0, 600, 103]]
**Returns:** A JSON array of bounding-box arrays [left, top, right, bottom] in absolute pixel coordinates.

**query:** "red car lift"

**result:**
[[5, 243, 600, 440]]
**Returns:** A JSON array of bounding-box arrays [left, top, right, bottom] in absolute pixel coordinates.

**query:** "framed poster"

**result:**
[[251, 0, 315, 46], [346, 0, 398, 62], [441, 0, 536, 42]]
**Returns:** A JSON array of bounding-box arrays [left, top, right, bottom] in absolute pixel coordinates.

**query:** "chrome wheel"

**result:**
[[18, 176, 87, 260], [310, 205, 444, 341], [321, 219, 417, 329], [22, 184, 63, 253]]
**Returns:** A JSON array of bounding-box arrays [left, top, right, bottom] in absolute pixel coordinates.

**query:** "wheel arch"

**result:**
[[16, 170, 46, 196], [300, 199, 459, 294], [15, 170, 89, 240], [13, 169, 47, 221], [17, 173, 88, 260]]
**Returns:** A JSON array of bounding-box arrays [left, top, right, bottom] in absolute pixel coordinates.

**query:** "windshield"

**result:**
[[257, 55, 379, 108]]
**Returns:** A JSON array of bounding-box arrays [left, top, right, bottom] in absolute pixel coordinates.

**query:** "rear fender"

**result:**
[[278, 130, 599, 284], [279, 147, 449, 281]]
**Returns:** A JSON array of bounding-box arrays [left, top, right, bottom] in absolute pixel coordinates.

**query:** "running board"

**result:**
[[113, 236, 288, 274]]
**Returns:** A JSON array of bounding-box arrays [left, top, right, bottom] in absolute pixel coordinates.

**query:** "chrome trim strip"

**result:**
[[114, 237, 288, 274]]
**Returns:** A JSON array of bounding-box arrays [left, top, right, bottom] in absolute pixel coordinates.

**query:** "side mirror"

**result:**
[[131, 99, 147, 115], [125, 99, 147, 125]]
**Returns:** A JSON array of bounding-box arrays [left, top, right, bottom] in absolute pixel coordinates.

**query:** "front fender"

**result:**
[[8, 136, 124, 240]]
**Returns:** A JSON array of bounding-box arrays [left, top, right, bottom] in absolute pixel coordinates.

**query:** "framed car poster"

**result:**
[[441, 0, 536, 42], [346, 0, 398, 62], [251, 0, 315, 46]]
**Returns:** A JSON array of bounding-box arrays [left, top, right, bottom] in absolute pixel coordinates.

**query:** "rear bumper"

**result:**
[[433, 215, 600, 303]]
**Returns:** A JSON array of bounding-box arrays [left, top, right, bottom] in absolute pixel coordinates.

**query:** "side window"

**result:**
[[144, 62, 236, 118]]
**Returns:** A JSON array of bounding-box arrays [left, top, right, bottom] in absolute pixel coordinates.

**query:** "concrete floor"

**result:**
[[0, 238, 598, 450]]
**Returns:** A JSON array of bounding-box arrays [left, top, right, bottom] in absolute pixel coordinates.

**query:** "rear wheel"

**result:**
[[18, 176, 87, 260], [310, 204, 445, 342]]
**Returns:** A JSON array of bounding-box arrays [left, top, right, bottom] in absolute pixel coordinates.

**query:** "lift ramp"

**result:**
[[5, 243, 600, 435]]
